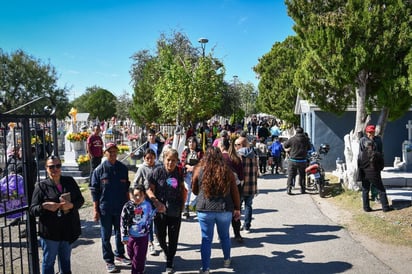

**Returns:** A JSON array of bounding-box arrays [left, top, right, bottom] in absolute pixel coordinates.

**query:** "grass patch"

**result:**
[[325, 174, 412, 248], [79, 182, 93, 208]]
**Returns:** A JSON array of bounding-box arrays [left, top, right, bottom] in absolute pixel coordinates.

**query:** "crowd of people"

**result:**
[[22, 118, 394, 274]]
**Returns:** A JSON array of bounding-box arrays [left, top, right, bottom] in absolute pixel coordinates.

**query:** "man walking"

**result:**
[[90, 142, 131, 273], [235, 136, 258, 233], [283, 127, 311, 195], [87, 125, 104, 174]]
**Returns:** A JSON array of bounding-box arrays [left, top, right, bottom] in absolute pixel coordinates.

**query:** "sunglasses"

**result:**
[[235, 143, 241, 146], [47, 164, 62, 169]]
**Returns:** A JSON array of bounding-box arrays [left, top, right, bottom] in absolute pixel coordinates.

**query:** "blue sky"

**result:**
[[0, 0, 295, 100]]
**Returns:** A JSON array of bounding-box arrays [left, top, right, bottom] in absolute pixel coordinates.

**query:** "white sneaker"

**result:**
[[115, 256, 131, 265], [149, 244, 157, 255], [106, 263, 117, 273], [224, 258, 231, 268], [199, 268, 210, 274]]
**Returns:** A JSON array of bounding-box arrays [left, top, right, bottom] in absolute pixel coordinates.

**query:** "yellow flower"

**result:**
[[31, 135, 42, 145], [67, 132, 90, 142], [77, 154, 90, 165], [117, 144, 130, 154]]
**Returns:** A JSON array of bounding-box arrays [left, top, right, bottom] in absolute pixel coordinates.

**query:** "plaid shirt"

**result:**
[[239, 148, 258, 196]]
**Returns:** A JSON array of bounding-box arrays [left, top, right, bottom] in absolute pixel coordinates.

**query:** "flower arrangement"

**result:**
[[77, 154, 90, 166], [31, 135, 42, 145], [66, 131, 90, 142], [45, 133, 53, 143], [117, 144, 130, 154], [127, 134, 139, 141]]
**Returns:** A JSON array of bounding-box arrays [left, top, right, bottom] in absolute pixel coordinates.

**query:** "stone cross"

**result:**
[[406, 120, 412, 141]]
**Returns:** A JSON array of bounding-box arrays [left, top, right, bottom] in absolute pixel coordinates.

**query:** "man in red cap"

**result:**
[[90, 142, 131, 272], [359, 124, 383, 206]]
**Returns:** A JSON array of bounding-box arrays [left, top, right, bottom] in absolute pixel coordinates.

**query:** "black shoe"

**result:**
[[363, 207, 372, 212], [287, 187, 292, 195], [234, 236, 244, 243], [383, 206, 394, 212], [301, 188, 306, 194]]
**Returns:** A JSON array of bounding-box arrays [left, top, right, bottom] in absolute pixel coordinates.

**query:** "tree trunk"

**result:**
[[342, 70, 369, 190], [376, 107, 389, 139]]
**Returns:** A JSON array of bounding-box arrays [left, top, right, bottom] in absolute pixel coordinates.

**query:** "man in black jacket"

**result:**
[[283, 127, 311, 195]]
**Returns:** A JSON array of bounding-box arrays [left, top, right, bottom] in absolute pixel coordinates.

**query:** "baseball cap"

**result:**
[[365, 125, 375, 133], [104, 142, 118, 152]]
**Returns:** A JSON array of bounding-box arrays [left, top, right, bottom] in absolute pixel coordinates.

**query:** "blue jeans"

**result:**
[[242, 195, 254, 230], [197, 211, 232, 271], [100, 213, 125, 263], [40, 238, 72, 274]]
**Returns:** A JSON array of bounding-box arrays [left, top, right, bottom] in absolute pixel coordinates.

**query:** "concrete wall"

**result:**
[[301, 110, 412, 171]]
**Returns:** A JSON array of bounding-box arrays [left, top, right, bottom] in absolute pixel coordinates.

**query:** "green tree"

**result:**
[[254, 36, 302, 125], [286, 0, 412, 188], [287, 0, 412, 134], [130, 31, 226, 126], [0, 49, 70, 119], [115, 91, 132, 121], [72, 86, 116, 120], [129, 50, 161, 125]]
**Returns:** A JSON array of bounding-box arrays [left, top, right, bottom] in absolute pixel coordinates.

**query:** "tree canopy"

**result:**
[[253, 36, 302, 125], [286, 0, 412, 134], [129, 31, 228, 126], [0, 49, 70, 119], [71, 86, 117, 121]]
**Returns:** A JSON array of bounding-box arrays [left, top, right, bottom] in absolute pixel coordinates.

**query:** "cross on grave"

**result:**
[[407, 120, 412, 141]]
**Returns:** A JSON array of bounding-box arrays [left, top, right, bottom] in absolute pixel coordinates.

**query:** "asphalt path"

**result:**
[[70, 173, 405, 274]]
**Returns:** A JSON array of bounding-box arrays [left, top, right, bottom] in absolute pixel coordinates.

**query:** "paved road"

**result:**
[[70, 174, 409, 274]]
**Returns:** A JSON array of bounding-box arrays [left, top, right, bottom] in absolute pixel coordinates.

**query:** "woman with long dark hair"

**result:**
[[192, 146, 241, 274]]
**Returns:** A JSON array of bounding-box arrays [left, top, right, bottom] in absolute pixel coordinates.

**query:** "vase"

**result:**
[[72, 141, 83, 151]]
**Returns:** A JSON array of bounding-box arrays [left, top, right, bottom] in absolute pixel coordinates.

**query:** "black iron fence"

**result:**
[[0, 113, 57, 274]]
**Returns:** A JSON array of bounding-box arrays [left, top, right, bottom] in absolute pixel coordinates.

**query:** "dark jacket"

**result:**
[[30, 176, 84, 243], [358, 149, 384, 181], [283, 133, 311, 160], [90, 160, 130, 216]]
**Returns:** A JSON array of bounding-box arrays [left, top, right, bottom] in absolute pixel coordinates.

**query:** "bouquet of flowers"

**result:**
[[77, 154, 90, 166], [117, 144, 130, 154], [66, 132, 90, 142]]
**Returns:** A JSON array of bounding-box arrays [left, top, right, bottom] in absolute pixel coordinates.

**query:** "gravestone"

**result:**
[[401, 120, 412, 171], [63, 112, 89, 166]]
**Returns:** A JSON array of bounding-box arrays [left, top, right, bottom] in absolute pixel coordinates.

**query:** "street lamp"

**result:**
[[198, 37, 209, 57]]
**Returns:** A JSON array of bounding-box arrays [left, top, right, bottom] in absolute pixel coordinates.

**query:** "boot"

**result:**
[[380, 192, 394, 212]]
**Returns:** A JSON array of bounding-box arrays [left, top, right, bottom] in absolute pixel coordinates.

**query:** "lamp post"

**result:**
[[198, 37, 209, 57]]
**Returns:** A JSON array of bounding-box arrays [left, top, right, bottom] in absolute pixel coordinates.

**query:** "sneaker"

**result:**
[[149, 244, 157, 255], [199, 268, 210, 274], [223, 258, 231, 268], [106, 263, 117, 273], [115, 255, 131, 265], [383, 206, 394, 212], [165, 267, 174, 273]]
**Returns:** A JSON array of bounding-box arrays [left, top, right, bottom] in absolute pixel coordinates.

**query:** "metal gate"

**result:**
[[0, 111, 58, 274]]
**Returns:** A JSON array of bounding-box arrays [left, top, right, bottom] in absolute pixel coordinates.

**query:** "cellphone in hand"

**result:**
[[60, 192, 71, 202]]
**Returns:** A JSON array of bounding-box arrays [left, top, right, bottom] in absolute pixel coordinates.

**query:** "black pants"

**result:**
[[232, 184, 242, 237], [287, 161, 306, 190], [154, 214, 182, 268], [259, 156, 268, 173], [361, 177, 389, 210]]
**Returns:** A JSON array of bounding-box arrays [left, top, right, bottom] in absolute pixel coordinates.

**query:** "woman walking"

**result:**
[[192, 146, 241, 274]]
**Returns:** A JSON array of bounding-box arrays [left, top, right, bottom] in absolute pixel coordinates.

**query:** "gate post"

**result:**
[[22, 118, 40, 274]]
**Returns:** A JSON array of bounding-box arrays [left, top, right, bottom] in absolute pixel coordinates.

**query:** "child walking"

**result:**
[[132, 148, 160, 255], [121, 184, 156, 274]]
